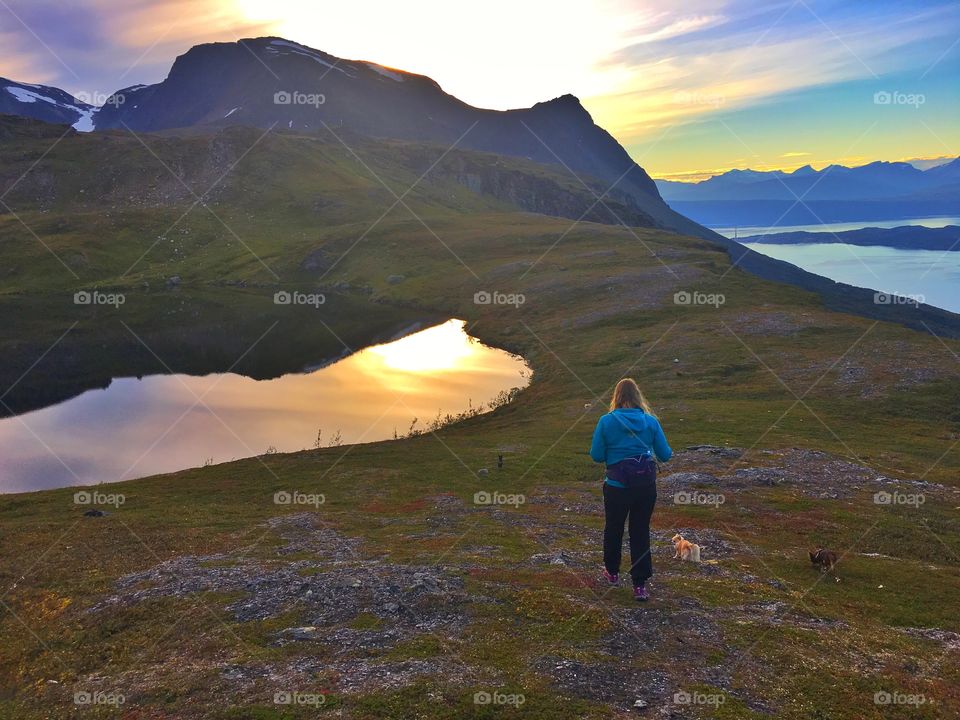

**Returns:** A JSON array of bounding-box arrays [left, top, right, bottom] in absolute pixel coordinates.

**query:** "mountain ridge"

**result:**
[[656, 158, 960, 227], [2, 37, 708, 240], [97, 36, 678, 227], [656, 158, 960, 202]]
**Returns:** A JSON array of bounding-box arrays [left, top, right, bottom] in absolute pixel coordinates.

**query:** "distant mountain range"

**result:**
[[656, 160, 960, 227], [741, 224, 960, 251]]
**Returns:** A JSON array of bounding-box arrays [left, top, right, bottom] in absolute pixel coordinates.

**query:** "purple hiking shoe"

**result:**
[[602, 569, 619, 586], [633, 584, 649, 602]]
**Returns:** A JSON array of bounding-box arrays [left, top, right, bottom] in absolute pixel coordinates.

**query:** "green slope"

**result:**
[[0, 116, 958, 718]]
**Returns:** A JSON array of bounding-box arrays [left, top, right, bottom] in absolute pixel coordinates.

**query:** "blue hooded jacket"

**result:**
[[590, 408, 672, 488]]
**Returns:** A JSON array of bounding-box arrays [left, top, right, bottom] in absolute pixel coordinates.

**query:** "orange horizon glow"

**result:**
[[651, 153, 958, 183]]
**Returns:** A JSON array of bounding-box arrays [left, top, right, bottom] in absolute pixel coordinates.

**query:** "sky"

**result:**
[[1, 0, 957, 181]]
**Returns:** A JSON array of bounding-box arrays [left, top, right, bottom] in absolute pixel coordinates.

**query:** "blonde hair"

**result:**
[[609, 378, 656, 417]]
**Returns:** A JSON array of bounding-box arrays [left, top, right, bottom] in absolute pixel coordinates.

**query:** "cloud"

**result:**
[[653, 167, 729, 183], [588, 0, 960, 142], [0, 0, 275, 96], [781, 151, 811, 158], [90, 0, 273, 49], [626, 13, 727, 45], [0, 29, 56, 84]]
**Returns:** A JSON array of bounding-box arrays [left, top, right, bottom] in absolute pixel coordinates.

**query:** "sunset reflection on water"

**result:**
[[0, 320, 528, 493]]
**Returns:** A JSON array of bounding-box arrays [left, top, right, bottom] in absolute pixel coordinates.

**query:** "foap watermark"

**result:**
[[74, 290, 125, 308], [473, 490, 525, 507], [673, 90, 725, 108], [75, 90, 125, 108], [674, 490, 725, 508], [674, 290, 725, 307], [873, 490, 924, 507], [74, 690, 125, 707], [274, 490, 326, 507], [873, 90, 925, 108], [874, 690, 926, 706], [673, 690, 726, 707], [273, 90, 325, 108], [274, 290, 325, 307], [74, 490, 125, 508], [274, 690, 326, 707], [473, 690, 525, 707], [473, 290, 525, 308], [874, 291, 924, 307]]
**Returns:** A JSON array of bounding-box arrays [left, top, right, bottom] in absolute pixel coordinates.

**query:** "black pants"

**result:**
[[603, 481, 657, 587]]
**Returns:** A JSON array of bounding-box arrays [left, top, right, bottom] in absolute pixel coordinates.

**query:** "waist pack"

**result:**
[[606, 455, 657, 488]]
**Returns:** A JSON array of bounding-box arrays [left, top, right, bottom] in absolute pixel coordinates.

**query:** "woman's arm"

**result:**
[[651, 418, 673, 462], [589, 417, 606, 463]]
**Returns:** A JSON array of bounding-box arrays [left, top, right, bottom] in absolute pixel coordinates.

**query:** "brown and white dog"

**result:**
[[671, 533, 701, 562], [809, 548, 837, 572]]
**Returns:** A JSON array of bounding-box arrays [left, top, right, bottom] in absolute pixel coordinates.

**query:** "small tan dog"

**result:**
[[671, 533, 701, 562]]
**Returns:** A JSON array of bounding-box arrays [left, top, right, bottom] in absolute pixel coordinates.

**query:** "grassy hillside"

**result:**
[[0, 118, 958, 718]]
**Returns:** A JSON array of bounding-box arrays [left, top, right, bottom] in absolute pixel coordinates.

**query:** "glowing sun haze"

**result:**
[[363, 319, 484, 375], [1, 0, 957, 180]]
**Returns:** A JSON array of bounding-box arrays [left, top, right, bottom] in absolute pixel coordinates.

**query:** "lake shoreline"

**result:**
[[0, 318, 530, 494]]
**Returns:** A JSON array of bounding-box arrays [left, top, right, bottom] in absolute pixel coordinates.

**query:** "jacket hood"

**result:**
[[609, 408, 652, 434]]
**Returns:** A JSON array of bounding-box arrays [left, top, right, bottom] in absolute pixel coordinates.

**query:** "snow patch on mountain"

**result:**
[[4, 84, 97, 132], [266, 40, 354, 76], [5, 86, 50, 104], [364, 63, 404, 82], [72, 107, 96, 131]]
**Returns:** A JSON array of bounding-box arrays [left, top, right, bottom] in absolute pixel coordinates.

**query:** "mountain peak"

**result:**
[[530, 93, 590, 119], [862, 160, 914, 172], [2, 36, 698, 234], [540, 93, 582, 106]]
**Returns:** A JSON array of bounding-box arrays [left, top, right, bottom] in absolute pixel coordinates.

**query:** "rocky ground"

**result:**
[[67, 446, 960, 717]]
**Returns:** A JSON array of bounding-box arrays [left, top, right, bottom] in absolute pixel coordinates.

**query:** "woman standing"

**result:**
[[589, 379, 672, 601]]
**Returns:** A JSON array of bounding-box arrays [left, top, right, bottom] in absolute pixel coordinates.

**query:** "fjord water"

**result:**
[[0, 320, 529, 493], [742, 242, 960, 313], [714, 215, 960, 237]]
